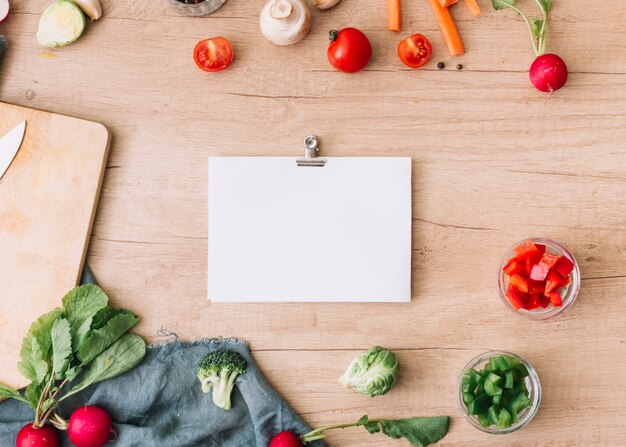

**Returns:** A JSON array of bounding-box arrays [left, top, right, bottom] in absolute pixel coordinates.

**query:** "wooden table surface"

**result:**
[[1, 0, 625, 445]]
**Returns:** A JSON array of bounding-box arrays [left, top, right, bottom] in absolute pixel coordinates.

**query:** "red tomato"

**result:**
[[193, 37, 233, 72], [327, 27, 372, 73], [397, 34, 432, 68]]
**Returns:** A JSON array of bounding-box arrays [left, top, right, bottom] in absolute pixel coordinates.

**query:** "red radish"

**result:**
[[529, 53, 568, 93], [269, 431, 302, 447], [68, 406, 114, 447], [16, 424, 60, 447], [0, 0, 9, 23]]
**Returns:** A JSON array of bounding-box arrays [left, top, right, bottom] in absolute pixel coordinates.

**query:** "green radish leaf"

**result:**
[[532, 19, 544, 39], [0, 382, 27, 403], [21, 309, 62, 361], [537, 0, 551, 11], [24, 382, 42, 409], [73, 316, 94, 351], [90, 307, 128, 331], [492, 0, 516, 10], [357, 416, 450, 447], [17, 335, 49, 384], [65, 366, 82, 382], [78, 311, 139, 365], [51, 318, 72, 375], [62, 285, 108, 339], [69, 334, 145, 396]]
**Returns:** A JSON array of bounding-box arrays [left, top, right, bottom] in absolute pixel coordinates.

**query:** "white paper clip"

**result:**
[[296, 135, 326, 167]]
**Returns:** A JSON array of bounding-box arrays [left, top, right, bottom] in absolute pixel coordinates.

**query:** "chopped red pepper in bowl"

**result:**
[[498, 238, 580, 320]]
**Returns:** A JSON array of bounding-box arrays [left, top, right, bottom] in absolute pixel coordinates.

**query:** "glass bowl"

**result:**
[[457, 351, 541, 434], [167, 0, 227, 17], [497, 237, 580, 321]]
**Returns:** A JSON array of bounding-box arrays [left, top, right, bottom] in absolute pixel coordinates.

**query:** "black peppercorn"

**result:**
[[456, 64, 463, 70], [437, 62, 445, 69]]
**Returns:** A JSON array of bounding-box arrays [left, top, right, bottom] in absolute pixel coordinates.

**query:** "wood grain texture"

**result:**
[[0, 102, 110, 389], [1, 0, 625, 445]]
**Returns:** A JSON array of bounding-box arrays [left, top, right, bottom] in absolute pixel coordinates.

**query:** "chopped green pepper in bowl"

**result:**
[[457, 351, 541, 434]]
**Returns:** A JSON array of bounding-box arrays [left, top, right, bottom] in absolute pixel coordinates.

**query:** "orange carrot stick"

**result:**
[[427, 0, 465, 56], [464, 0, 481, 17], [386, 0, 401, 32], [438, 0, 458, 7]]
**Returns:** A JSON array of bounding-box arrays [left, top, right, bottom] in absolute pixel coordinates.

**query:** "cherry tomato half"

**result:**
[[193, 37, 233, 72], [397, 34, 432, 69], [327, 27, 372, 73]]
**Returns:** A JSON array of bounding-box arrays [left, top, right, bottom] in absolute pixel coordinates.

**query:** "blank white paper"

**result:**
[[208, 157, 412, 302]]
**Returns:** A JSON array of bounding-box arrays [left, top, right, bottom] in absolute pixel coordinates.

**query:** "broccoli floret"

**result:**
[[195, 349, 247, 410]]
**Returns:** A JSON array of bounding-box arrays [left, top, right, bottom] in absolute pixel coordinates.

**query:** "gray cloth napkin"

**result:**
[[1, 267, 324, 446], [0, 35, 6, 58]]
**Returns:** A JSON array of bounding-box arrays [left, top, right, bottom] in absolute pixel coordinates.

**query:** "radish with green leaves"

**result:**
[[269, 415, 449, 447], [493, 0, 568, 93], [67, 406, 114, 447]]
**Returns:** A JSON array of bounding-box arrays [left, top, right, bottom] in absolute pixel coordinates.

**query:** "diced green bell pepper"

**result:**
[[487, 405, 500, 425], [463, 391, 474, 404], [477, 414, 490, 427], [467, 393, 491, 415], [492, 393, 502, 405], [505, 370, 514, 389], [509, 392, 533, 414], [496, 408, 512, 429]]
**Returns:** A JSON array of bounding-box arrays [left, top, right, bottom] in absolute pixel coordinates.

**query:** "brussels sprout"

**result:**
[[339, 346, 399, 397]]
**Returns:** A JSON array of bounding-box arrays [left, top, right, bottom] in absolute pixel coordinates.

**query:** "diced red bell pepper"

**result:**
[[503, 259, 525, 276], [538, 253, 560, 269], [535, 244, 547, 254], [509, 274, 529, 293], [530, 264, 550, 281], [506, 285, 526, 310], [523, 294, 541, 310], [538, 294, 551, 308], [545, 270, 564, 294], [561, 275, 572, 288], [528, 279, 545, 294], [548, 291, 563, 307], [554, 256, 575, 277], [513, 240, 541, 259], [525, 251, 544, 276]]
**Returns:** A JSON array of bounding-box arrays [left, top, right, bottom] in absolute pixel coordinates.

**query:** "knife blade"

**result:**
[[0, 120, 27, 181]]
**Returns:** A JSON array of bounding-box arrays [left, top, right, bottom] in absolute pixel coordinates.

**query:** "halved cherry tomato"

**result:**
[[397, 34, 432, 69], [194, 37, 233, 72]]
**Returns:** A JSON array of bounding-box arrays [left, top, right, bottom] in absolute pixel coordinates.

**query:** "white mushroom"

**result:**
[[313, 0, 342, 10], [260, 0, 311, 46]]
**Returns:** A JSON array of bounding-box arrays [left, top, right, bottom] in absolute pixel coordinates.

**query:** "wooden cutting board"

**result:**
[[0, 102, 110, 389]]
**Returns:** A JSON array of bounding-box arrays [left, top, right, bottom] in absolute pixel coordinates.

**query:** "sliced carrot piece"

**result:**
[[427, 0, 465, 56], [464, 0, 481, 17], [386, 0, 402, 32], [438, 0, 458, 6]]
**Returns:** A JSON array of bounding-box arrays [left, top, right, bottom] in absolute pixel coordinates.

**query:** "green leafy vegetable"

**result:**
[[299, 415, 449, 446], [0, 382, 28, 403], [339, 346, 400, 397], [17, 335, 49, 384], [51, 318, 72, 375], [493, 0, 552, 56], [66, 334, 146, 398], [62, 284, 108, 338], [2, 284, 145, 430], [357, 416, 450, 447], [78, 311, 139, 364]]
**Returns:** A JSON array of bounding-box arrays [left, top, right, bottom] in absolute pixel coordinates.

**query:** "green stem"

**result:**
[[300, 420, 382, 444], [34, 374, 55, 427], [532, 0, 549, 55], [506, 4, 540, 56], [39, 379, 69, 425]]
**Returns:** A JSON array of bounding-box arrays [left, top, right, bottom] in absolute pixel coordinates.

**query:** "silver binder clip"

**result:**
[[296, 135, 326, 167]]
